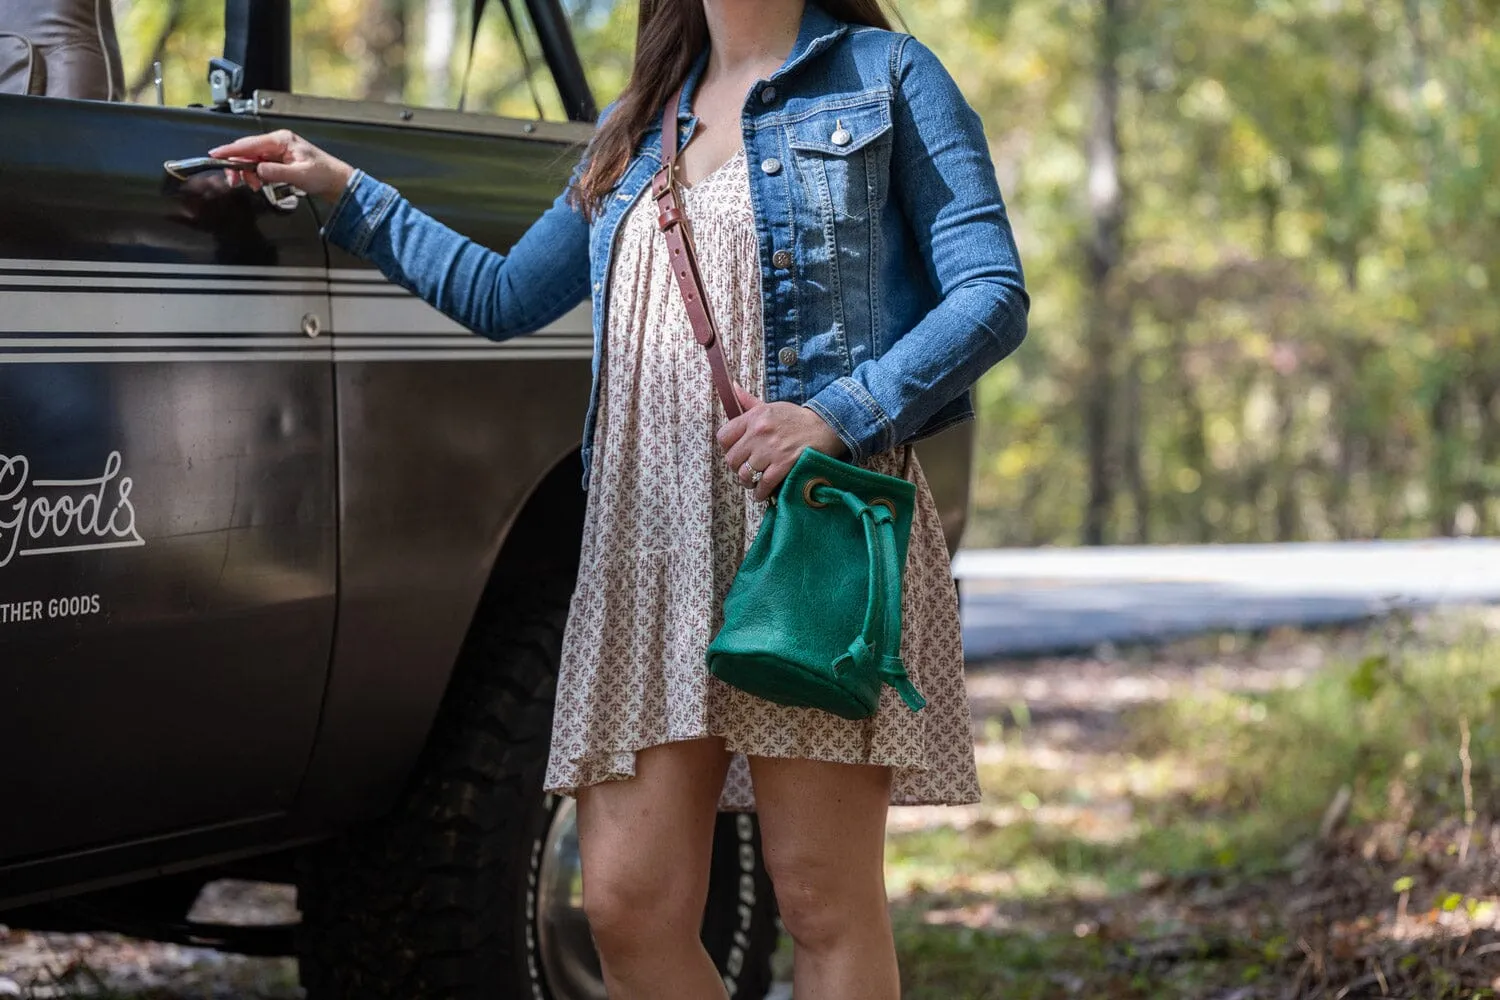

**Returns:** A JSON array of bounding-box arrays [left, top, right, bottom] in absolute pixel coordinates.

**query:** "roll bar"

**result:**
[[219, 0, 597, 123]]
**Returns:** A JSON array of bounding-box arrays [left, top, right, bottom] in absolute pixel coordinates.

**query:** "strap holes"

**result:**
[[803, 478, 832, 509]]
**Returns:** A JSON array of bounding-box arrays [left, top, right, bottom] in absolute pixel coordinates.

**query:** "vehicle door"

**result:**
[[256, 0, 601, 816], [0, 91, 337, 861]]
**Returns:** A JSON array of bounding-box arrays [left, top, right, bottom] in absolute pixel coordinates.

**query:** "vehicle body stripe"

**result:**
[[0, 261, 593, 361], [0, 259, 327, 279]]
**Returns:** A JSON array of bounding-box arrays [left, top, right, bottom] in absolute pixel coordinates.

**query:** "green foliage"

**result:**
[[904, 0, 1500, 545], [889, 619, 1500, 997], [111, 2, 1500, 546], [112, 0, 638, 114]]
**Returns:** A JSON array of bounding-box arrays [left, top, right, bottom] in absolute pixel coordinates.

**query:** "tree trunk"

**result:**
[[358, 0, 407, 102], [1481, 384, 1500, 534], [1428, 380, 1459, 536], [1172, 328, 1211, 544], [424, 0, 456, 105], [1123, 350, 1149, 543], [1262, 187, 1299, 541], [1082, 0, 1127, 546], [125, 0, 185, 102], [1272, 376, 1299, 541]]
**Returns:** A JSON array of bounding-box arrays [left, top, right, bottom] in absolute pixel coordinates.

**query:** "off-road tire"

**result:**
[[296, 578, 779, 999]]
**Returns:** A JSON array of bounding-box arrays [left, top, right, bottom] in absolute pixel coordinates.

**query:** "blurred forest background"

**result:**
[[113, 0, 1500, 548]]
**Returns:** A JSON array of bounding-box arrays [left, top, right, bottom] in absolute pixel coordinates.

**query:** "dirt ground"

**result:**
[[4, 616, 1498, 999]]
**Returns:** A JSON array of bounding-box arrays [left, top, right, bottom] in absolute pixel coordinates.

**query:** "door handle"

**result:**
[[163, 155, 258, 179], [163, 156, 304, 212]]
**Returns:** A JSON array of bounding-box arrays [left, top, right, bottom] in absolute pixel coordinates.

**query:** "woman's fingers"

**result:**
[[722, 420, 759, 477], [255, 160, 297, 184], [717, 416, 748, 458], [736, 459, 761, 489], [222, 167, 262, 191], [725, 428, 770, 491], [732, 383, 762, 413], [716, 383, 763, 448], [753, 461, 788, 503], [207, 133, 294, 193], [208, 132, 290, 162], [205, 133, 353, 200], [720, 399, 816, 498]]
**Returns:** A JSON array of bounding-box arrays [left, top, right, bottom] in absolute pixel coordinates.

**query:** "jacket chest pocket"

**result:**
[[785, 96, 893, 225]]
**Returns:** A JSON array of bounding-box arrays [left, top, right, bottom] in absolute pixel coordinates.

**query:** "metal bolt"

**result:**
[[260, 95, 274, 108], [400, 109, 414, 121], [524, 122, 536, 134], [301, 313, 322, 339]]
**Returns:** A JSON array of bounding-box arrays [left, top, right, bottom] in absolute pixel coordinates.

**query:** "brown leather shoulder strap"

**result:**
[[653, 85, 745, 422]]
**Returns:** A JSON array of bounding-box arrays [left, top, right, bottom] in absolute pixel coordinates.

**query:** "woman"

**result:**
[[215, 1, 1026, 996]]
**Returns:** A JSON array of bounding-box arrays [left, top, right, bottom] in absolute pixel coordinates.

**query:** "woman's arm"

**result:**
[[208, 129, 590, 341], [319, 165, 589, 339], [803, 35, 1030, 461]]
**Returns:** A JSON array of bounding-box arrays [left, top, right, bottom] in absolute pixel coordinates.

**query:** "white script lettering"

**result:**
[[0, 452, 145, 568]]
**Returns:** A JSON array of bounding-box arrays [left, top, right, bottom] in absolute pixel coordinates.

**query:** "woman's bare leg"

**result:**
[[575, 737, 733, 1000], [748, 756, 899, 1000]]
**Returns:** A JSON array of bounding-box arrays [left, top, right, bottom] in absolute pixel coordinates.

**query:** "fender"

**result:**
[[290, 435, 588, 833]]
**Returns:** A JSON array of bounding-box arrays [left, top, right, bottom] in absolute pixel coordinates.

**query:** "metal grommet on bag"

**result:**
[[870, 498, 896, 515], [803, 477, 832, 508]]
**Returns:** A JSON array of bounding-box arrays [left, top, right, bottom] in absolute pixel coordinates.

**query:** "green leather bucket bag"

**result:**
[[707, 448, 927, 720], [651, 89, 928, 721]]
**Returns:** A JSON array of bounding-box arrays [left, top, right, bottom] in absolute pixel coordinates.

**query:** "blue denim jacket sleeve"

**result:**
[[804, 36, 1030, 461], [320, 159, 590, 339]]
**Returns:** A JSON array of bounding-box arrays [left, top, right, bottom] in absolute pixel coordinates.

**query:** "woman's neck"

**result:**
[[701, 0, 805, 77]]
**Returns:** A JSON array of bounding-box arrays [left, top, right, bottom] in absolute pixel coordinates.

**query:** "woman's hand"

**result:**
[[718, 385, 848, 503], [208, 130, 355, 202]]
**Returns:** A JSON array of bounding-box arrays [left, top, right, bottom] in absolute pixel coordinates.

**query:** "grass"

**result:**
[[13, 613, 1499, 999], [889, 611, 1500, 999]]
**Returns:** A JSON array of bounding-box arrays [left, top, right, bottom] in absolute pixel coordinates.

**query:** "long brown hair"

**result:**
[[568, 0, 897, 220]]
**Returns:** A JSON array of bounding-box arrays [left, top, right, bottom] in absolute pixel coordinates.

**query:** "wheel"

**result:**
[[297, 577, 780, 999]]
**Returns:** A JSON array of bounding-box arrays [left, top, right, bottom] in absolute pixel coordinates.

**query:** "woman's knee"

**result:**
[[582, 855, 705, 956], [765, 850, 878, 952]]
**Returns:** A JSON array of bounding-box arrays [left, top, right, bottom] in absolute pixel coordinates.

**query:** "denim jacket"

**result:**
[[323, 2, 1028, 489]]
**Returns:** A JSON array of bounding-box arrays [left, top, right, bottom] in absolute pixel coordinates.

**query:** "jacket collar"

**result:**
[[772, 2, 850, 82], [675, 2, 849, 127]]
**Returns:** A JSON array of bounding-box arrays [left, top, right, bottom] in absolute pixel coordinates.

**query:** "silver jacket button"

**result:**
[[830, 126, 852, 146], [778, 346, 799, 367], [760, 86, 777, 104], [771, 249, 793, 269], [760, 157, 782, 176]]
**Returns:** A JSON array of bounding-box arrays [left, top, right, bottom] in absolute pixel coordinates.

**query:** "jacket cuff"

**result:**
[[320, 169, 401, 257], [804, 377, 893, 463]]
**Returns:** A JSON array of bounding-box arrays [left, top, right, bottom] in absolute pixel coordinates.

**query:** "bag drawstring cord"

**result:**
[[828, 490, 927, 713]]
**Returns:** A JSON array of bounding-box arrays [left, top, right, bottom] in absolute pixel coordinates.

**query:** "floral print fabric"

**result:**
[[544, 147, 979, 809]]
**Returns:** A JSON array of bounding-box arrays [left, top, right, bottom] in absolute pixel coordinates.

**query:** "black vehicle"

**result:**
[[0, 1, 975, 996]]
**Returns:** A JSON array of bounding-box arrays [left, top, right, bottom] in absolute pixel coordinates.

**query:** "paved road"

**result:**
[[954, 538, 1500, 659]]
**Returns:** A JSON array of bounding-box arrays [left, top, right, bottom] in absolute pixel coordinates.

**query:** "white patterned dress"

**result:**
[[543, 146, 980, 809]]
